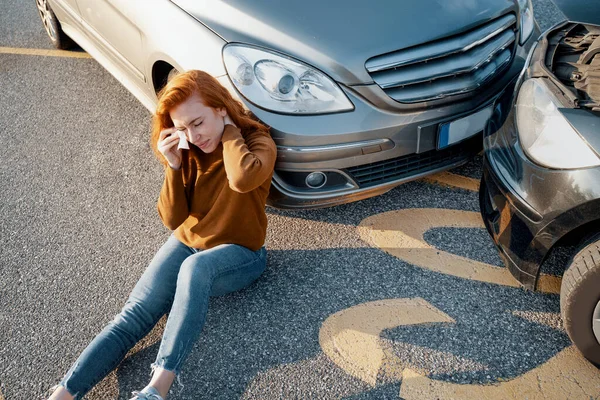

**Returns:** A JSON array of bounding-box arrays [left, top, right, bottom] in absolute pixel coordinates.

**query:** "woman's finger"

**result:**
[[158, 135, 180, 154], [159, 127, 178, 141], [159, 133, 180, 147]]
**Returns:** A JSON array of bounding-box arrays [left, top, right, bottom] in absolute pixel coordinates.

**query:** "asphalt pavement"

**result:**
[[3, 1, 596, 400]]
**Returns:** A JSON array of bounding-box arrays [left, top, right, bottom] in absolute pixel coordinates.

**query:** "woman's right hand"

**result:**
[[158, 127, 182, 170]]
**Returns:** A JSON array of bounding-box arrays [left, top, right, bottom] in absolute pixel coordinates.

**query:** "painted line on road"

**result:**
[[400, 346, 600, 399], [357, 208, 561, 293], [319, 297, 456, 386], [320, 298, 600, 399], [422, 171, 480, 192], [0, 46, 91, 59]]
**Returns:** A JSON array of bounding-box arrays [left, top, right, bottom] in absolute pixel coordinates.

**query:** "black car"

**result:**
[[479, 0, 600, 366]]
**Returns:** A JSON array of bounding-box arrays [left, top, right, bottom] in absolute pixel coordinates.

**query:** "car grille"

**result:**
[[345, 135, 481, 187], [365, 14, 517, 103]]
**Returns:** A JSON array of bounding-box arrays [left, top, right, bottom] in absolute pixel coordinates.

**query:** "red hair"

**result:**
[[151, 70, 268, 165]]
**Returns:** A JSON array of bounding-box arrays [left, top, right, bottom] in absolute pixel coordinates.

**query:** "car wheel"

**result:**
[[35, 0, 74, 49], [560, 233, 600, 366]]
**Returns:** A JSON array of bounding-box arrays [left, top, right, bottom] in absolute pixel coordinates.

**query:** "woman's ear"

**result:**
[[218, 107, 227, 117]]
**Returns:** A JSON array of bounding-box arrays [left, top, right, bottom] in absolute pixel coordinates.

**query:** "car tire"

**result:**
[[560, 233, 600, 366], [35, 0, 75, 50]]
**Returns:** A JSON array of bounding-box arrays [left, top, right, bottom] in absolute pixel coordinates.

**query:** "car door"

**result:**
[[75, 0, 146, 82], [56, 0, 79, 16]]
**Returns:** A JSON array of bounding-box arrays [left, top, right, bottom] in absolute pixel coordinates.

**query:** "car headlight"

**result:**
[[516, 78, 600, 169], [223, 44, 354, 115], [518, 0, 535, 45]]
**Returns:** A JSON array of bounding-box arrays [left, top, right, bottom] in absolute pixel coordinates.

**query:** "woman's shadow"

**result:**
[[84, 243, 569, 399]]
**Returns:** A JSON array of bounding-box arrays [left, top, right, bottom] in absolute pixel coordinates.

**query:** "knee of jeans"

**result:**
[[178, 258, 214, 286]]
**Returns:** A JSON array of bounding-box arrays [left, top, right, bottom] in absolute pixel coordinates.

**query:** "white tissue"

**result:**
[[177, 130, 189, 150]]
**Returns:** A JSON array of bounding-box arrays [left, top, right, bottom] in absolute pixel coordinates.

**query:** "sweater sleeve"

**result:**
[[221, 125, 277, 193], [157, 166, 189, 230]]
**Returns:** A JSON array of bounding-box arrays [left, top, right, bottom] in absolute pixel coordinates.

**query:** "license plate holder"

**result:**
[[438, 106, 493, 149]]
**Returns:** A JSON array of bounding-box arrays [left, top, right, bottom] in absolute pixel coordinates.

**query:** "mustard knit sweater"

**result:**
[[157, 124, 277, 251]]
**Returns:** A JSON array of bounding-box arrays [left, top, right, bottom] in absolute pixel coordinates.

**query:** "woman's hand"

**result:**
[[157, 127, 182, 170]]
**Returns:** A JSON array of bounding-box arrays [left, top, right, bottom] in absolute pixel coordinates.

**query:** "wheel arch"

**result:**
[[151, 60, 178, 95], [534, 207, 600, 290]]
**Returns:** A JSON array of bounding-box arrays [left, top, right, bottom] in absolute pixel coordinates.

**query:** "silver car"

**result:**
[[37, 0, 539, 208]]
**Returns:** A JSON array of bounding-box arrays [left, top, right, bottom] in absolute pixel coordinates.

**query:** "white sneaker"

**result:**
[[129, 386, 164, 400]]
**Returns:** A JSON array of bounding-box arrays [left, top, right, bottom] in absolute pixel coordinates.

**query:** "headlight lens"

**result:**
[[223, 44, 354, 114], [518, 0, 535, 45], [516, 78, 600, 169]]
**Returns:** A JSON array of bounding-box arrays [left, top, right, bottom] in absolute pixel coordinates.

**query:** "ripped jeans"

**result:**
[[55, 233, 267, 399]]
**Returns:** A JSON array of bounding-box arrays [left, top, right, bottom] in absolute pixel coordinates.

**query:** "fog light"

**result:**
[[305, 172, 327, 188]]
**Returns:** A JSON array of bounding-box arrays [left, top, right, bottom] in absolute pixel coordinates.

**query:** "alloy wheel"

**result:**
[[36, 0, 57, 42], [594, 301, 600, 345]]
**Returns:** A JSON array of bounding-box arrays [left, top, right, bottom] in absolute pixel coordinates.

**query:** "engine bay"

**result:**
[[546, 23, 600, 111]]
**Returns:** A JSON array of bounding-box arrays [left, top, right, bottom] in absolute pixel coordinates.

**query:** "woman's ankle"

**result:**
[[149, 366, 176, 399], [47, 385, 75, 400]]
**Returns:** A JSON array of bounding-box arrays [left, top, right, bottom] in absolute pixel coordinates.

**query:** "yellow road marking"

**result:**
[[319, 298, 455, 386], [512, 310, 564, 331], [319, 299, 600, 399], [400, 346, 600, 399], [422, 171, 480, 192], [357, 208, 561, 293], [0, 46, 91, 58]]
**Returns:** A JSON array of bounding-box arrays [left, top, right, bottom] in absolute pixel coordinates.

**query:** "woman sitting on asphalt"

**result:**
[[47, 69, 277, 400]]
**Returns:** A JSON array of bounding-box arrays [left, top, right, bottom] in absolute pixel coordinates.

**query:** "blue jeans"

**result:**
[[55, 234, 267, 399]]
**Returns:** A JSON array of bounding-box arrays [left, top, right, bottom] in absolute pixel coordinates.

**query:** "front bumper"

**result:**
[[480, 83, 600, 290], [270, 133, 482, 209], [480, 153, 544, 290], [219, 29, 539, 209]]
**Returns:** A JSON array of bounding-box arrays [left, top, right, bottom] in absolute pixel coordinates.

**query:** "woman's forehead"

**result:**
[[170, 93, 210, 122]]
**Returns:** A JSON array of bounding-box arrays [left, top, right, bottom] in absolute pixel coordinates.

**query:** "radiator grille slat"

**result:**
[[385, 49, 512, 102], [366, 14, 517, 103], [372, 30, 515, 89]]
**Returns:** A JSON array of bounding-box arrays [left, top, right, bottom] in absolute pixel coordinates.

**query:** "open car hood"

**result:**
[[552, 0, 600, 25]]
